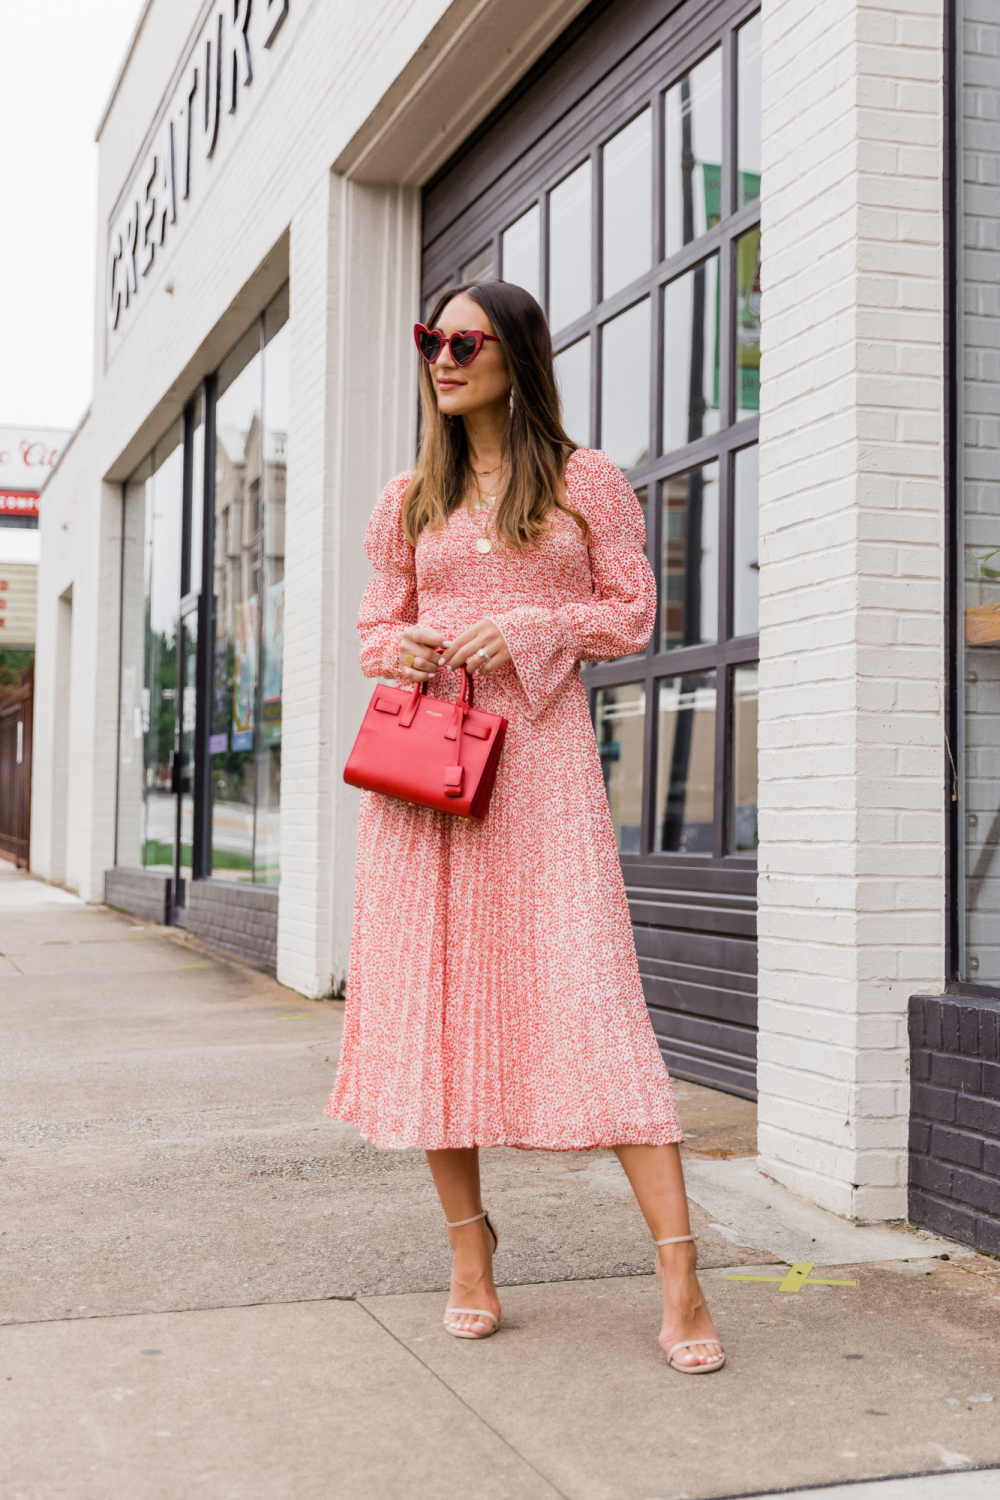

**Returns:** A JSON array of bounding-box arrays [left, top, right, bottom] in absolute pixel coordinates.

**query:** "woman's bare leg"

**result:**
[[425, 1147, 500, 1336], [614, 1143, 722, 1368]]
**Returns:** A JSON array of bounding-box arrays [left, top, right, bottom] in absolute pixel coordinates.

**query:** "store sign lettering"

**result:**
[[107, 0, 290, 334]]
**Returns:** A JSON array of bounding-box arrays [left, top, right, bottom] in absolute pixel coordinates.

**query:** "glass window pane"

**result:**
[[256, 287, 289, 887], [656, 673, 716, 853], [502, 204, 541, 303], [188, 401, 205, 596], [664, 48, 723, 257], [736, 228, 761, 418], [602, 110, 652, 299], [594, 682, 645, 853], [178, 612, 197, 874], [461, 244, 494, 283], [116, 458, 152, 869], [555, 335, 591, 447], [737, 13, 762, 209], [660, 462, 719, 651], [732, 445, 759, 637], [663, 255, 721, 451], [549, 162, 591, 332], [211, 328, 262, 882], [731, 664, 758, 853], [617, 487, 649, 663], [600, 299, 650, 470], [145, 428, 184, 875]]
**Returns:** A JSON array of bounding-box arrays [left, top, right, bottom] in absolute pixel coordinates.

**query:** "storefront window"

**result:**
[[116, 426, 184, 874], [656, 674, 717, 853], [595, 682, 646, 852], [209, 287, 288, 884], [420, 0, 762, 1093], [664, 48, 723, 257], [116, 285, 288, 893], [730, 664, 758, 852]]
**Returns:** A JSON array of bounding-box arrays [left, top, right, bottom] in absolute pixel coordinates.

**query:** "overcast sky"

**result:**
[[0, 0, 146, 432]]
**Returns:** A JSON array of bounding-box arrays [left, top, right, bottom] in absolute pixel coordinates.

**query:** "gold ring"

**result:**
[[403, 653, 414, 668]]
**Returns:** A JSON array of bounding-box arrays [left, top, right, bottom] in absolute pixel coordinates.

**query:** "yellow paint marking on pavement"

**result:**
[[176, 963, 211, 969], [725, 1261, 857, 1293], [274, 1013, 313, 1020]]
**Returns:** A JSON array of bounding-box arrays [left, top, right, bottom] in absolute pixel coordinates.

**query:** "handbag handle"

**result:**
[[400, 665, 473, 725]]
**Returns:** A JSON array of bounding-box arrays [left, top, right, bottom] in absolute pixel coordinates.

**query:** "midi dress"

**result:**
[[326, 447, 683, 1151]]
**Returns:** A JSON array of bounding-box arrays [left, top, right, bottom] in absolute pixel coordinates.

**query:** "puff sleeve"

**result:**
[[357, 473, 417, 679], [490, 452, 656, 718]]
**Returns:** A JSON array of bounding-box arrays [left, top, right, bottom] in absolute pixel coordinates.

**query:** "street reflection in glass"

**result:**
[[502, 204, 541, 303], [555, 335, 591, 447], [618, 487, 649, 663], [178, 612, 198, 875], [737, 14, 762, 209], [736, 229, 761, 418], [663, 255, 720, 452], [549, 162, 591, 332], [664, 48, 723, 257], [211, 325, 262, 882], [601, 299, 650, 470], [117, 428, 184, 876], [603, 110, 652, 299], [732, 445, 759, 637], [731, 664, 758, 852], [594, 682, 646, 853], [660, 463, 719, 652], [209, 286, 288, 886], [656, 673, 716, 853]]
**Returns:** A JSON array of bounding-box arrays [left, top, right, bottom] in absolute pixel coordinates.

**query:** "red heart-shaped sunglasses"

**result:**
[[413, 324, 500, 367]]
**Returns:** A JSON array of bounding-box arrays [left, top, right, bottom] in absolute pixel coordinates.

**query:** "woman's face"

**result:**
[[428, 294, 509, 419]]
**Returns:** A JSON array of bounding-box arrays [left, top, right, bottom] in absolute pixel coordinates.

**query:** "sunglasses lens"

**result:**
[[450, 333, 479, 366], [417, 329, 443, 362]]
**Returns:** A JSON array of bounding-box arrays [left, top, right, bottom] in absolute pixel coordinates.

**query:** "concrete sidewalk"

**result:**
[[2, 860, 999, 1500]]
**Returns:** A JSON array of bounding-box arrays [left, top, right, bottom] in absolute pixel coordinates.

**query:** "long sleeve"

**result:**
[[357, 473, 417, 679], [491, 451, 656, 718]]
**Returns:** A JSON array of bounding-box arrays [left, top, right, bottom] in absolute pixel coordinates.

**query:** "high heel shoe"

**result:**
[[654, 1233, 725, 1374], [442, 1209, 500, 1340]]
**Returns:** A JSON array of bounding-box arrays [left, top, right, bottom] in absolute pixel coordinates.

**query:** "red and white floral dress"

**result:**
[[327, 447, 683, 1151]]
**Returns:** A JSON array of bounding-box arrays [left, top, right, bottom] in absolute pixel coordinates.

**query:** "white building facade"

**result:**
[[36, 0, 1000, 1246]]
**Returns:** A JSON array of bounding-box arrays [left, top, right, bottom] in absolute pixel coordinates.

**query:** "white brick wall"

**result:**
[[758, 0, 946, 1219]]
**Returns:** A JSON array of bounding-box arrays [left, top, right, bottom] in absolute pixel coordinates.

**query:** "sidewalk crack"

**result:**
[[356, 1299, 570, 1500]]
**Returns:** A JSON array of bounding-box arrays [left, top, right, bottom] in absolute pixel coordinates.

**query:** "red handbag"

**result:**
[[343, 667, 507, 820]]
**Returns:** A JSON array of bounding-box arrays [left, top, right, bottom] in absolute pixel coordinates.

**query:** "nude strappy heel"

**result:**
[[653, 1234, 725, 1374], [442, 1209, 500, 1340]]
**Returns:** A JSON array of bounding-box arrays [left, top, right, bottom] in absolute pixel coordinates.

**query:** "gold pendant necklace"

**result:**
[[469, 491, 495, 554]]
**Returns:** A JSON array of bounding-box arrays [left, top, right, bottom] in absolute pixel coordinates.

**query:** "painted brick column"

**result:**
[[756, 0, 946, 1218], [278, 174, 419, 998]]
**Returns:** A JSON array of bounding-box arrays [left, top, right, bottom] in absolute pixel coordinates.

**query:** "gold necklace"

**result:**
[[473, 462, 501, 476], [469, 490, 496, 554], [472, 473, 503, 513]]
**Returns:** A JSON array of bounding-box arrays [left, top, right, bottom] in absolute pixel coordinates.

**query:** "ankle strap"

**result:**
[[445, 1210, 488, 1228], [653, 1234, 697, 1246]]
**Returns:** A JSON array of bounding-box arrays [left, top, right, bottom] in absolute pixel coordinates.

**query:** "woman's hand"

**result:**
[[442, 619, 512, 676], [398, 626, 446, 682]]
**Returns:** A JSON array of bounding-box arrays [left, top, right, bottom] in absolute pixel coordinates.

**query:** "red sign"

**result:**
[[0, 490, 40, 518]]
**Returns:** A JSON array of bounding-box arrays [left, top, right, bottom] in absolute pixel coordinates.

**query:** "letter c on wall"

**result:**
[[107, 232, 123, 330]]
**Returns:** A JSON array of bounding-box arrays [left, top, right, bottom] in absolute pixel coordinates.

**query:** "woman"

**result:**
[[327, 280, 724, 1372]]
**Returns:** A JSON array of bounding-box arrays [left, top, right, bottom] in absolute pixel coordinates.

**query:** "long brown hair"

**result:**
[[402, 280, 590, 551]]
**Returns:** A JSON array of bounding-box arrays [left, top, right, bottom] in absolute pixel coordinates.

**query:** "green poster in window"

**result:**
[[736, 227, 761, 412]]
